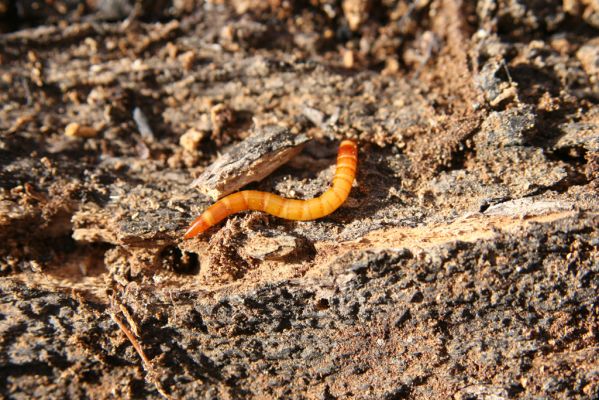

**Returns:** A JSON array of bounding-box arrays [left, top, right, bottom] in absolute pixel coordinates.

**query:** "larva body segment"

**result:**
[[184, 140, 357, 239]]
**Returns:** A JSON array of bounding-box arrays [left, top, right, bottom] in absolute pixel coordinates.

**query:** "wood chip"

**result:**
[[179, 128, 205, 152], [64, 122, 98, 138], [191, 125, 311, 200]]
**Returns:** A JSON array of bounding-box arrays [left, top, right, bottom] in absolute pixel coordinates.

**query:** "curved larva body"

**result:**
[[184, 140, 358, 239]]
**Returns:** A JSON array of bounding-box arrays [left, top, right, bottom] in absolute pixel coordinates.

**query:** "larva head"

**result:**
[[183, 216, 211, 239]]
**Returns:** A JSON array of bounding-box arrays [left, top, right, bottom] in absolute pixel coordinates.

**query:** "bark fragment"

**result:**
[[191, 125, 310, 200]]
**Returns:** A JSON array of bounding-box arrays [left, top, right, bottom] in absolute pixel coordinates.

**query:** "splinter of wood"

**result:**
[[191, 125, 311, 200]]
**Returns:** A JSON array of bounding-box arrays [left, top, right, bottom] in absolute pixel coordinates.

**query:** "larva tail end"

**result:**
[[184, 216, 210, 239]]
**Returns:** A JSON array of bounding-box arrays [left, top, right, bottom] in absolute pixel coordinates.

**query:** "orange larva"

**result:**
[[184, 139, 358, 239]]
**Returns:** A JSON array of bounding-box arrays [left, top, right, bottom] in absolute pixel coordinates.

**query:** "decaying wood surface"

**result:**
[[191, 125, 310, 200], [0, 1, 598, 399]]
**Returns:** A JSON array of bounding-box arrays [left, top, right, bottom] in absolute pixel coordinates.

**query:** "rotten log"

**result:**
[[0, 2, 598, 400]]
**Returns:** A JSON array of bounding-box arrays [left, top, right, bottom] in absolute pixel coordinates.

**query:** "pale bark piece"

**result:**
[[191, 125, 311, 200], [556, 122, 599, 152]]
